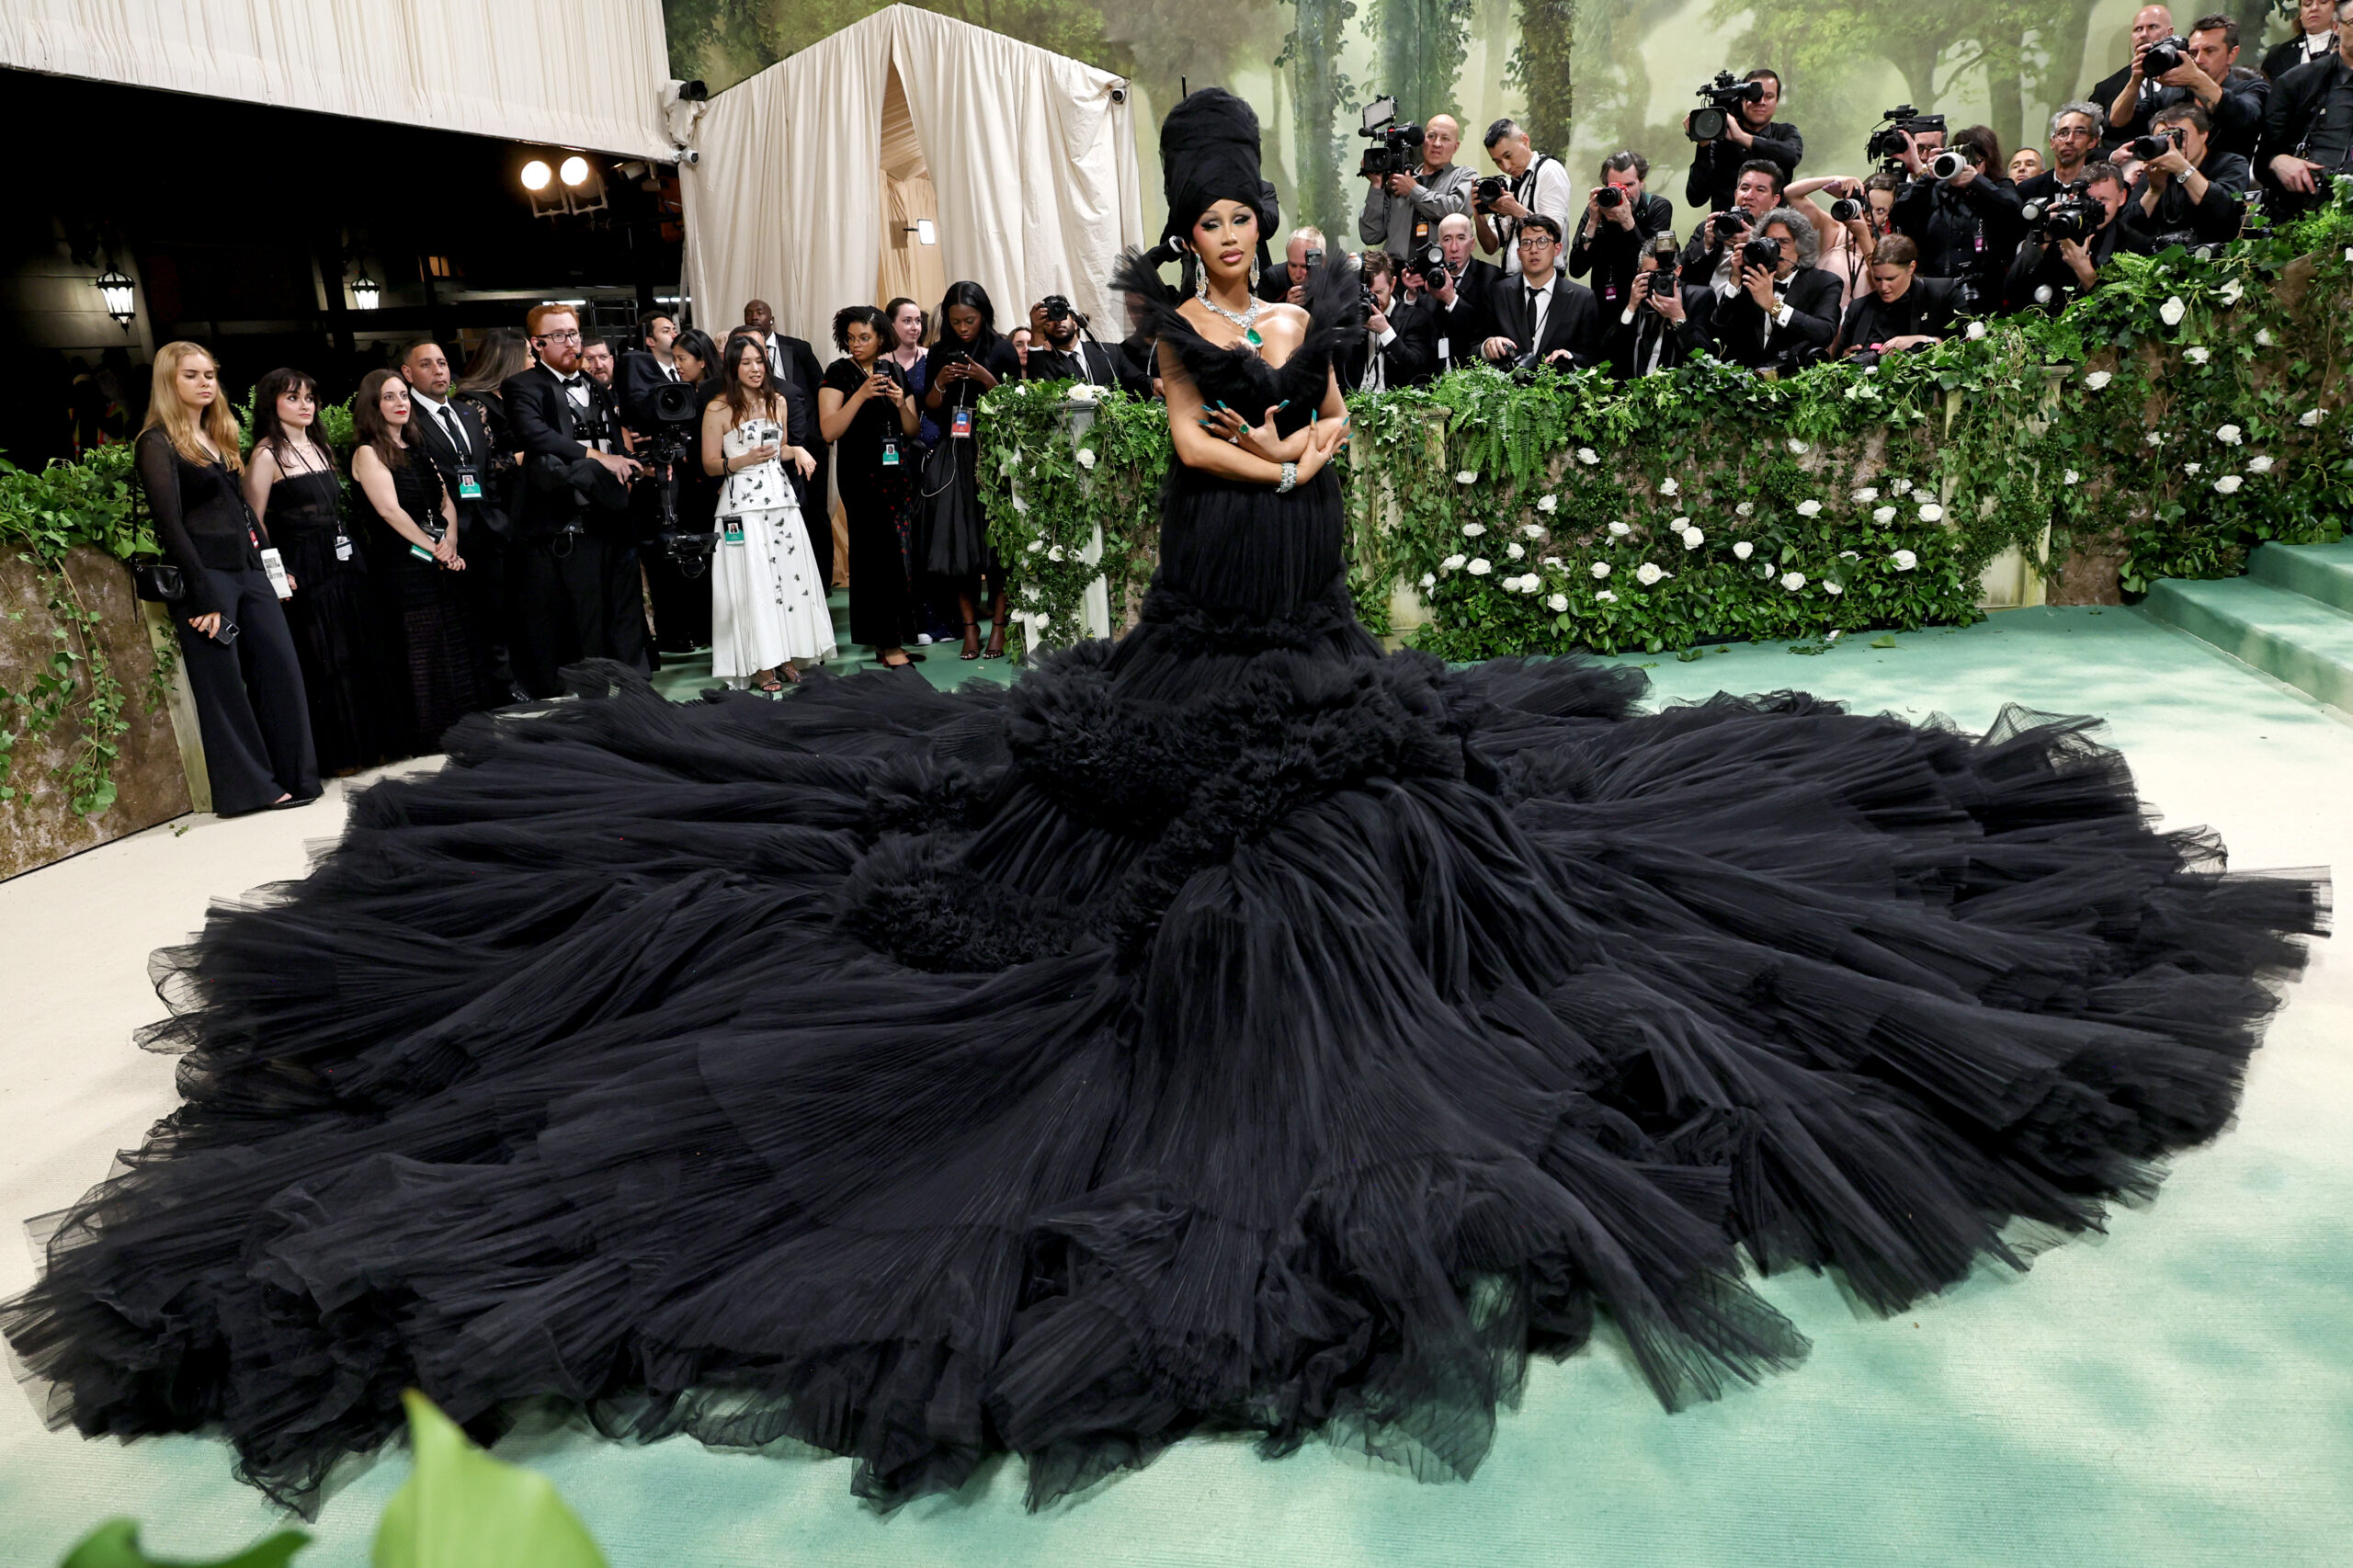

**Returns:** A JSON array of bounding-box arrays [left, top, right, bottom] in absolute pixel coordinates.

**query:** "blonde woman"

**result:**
[[702, 332, 835, 689], [134, 341, 319, 814]]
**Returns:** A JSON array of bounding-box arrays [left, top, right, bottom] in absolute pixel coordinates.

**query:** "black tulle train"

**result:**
[[3, 275, 2327, 1514]]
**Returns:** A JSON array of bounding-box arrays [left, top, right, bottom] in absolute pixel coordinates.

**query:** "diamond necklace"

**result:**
[[1196, 279, 1265, 347]]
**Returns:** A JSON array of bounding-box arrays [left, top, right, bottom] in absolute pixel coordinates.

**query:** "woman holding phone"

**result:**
[[819, 305, 922, 668]]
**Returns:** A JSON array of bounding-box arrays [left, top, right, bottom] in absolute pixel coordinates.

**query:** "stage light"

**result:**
[[521, 158, 553, 191], [916, 219, 937, 246], [95, 266, 135, 326], [560, 155, 590, 187], [351, 273, 381, 311]]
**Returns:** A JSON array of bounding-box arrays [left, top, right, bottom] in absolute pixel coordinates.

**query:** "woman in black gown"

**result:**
[[920, 282, 1023, 659], [241, 368, 400, 774], [2, 90, 2327, 1515], [819, 306, 922, 667]]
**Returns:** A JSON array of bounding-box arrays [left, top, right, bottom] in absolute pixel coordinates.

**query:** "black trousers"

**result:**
[[460, 523, 519, 697], [174, 564, 322, 814], [508, 530, 652, 698]]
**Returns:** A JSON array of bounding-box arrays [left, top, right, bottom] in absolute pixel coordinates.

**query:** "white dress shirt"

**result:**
[[408, 387, 472, 460]]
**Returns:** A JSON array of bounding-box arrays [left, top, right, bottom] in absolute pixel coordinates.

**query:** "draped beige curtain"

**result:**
[[0, 0, 674, 158]]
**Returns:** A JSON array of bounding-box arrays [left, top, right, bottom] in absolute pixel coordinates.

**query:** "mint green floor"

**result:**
[[3, 606, 2349, 1567]]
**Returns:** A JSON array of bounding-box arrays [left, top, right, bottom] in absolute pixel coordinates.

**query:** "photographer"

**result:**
[[1358, 112, 1474, 260], [1417, 212, 1504, 371], [2096, 6, 2186, 151], [2018, 104, 2107, 205], [2264, 0, 2338, 79], [1347, 252, 1438, 390], [2109, 15, 2269, 160], [1833, 235, 1962, 359], [2121, 100, 2251, 251], [1568, 151, 1675, 318], [1890, 123, 2026, 312], [2001, 162, 2131, 313], [1685, 68, 1803, 211], [1021, 297, 1120, 386], [1477, 216, 1599, 371], [1702, 206, 1842, 373], [1608, 236, 1710, 379], [1677, 159, 1786, 289], [2259, 0, 2353, 215], [616, 309, 684, 426], [1474, 119, 1574, 281], [1257, 226, 1326, 304]]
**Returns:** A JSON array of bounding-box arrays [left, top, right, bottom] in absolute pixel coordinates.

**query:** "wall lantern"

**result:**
[[351, 273, 381, 311], [96, 266, 136, 326]]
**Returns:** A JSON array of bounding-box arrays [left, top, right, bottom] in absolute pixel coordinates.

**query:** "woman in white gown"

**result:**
[[701, 334, 836, 689]]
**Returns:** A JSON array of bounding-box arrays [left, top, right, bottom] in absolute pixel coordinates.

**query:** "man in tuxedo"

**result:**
[[1608, 243, 1711, 379], [1478, 216, 1600, 372], [1021, 298, 1121, 386], [1701, 207, 1842, 373], [1256, 227, 1325, 303], [1344, 251, 1438, 390], [401, 339, 525, 701], [615, 309, 683, 430], [742, 300, 833, 587], [1422, 213, 1503, 371], [503, 303, 648, 697]]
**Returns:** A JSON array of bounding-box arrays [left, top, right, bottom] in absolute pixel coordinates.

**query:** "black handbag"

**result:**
[[131, 558, 186, 603], [918, 436, 981, 576]]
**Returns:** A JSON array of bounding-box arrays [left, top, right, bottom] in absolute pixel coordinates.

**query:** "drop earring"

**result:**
[[1250, 258, 1261, 292]]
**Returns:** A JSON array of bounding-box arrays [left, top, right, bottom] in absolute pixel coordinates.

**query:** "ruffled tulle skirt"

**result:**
[[3, 464, 2325, 1512]]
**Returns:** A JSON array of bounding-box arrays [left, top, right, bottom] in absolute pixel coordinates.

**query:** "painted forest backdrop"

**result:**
[[663, 0, 2300, 251]]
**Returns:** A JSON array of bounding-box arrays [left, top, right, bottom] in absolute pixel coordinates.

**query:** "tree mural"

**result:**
[[1374, 0, 1473, 125], [1509, 0, 1574, 157], [1279, 0, 1358, 242]]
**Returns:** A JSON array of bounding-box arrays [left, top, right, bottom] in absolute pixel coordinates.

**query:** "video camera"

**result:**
[[1687, 72, 1766, 142], [2021, 179, 2100, 244], [1867, 106, 1946, 171], [631, 378, 719, 577], [1357, 96, 1426, 182]]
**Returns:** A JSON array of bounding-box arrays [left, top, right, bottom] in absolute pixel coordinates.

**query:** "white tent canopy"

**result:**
[[680, 5, 1143, 354], [0, 0, 674, 159]]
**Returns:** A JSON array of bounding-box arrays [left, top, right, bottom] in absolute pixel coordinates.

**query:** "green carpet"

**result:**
[[3, 607, 2347, 1567]]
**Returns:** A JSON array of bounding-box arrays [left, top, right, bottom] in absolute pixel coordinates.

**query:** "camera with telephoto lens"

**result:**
[[2142, 34, 2189, 77], [1708, 206, 1753, 248], [1866, 106, 1946, 170], [1474, 174, 1510, 211], [1740, 233, 1782, 274], [2130, 129, 2185, 159], [1357, 95, 1426, 181], [2021, 179, 2098, 244], [1687, 71, 1766, 142], [1930, 149, 1971, 180], [633, 378, 719, 576], [1596, 186, 1624, 210], [1829, 196, 1865, 221]]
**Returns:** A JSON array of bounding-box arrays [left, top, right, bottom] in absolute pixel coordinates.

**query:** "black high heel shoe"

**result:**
[[959, 620, 982, 661]]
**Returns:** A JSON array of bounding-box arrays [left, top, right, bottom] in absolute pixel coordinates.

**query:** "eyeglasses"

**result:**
[[1516, 234, 1556, 250], [534, 329, 584, 344]]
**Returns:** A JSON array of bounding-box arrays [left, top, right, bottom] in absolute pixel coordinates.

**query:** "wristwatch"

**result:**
[[1277, 461, 1299, 494]]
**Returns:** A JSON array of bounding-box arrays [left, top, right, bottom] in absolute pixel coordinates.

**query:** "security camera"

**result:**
[[1110, 85, 1128, 104], [676, 147, 700, 165]]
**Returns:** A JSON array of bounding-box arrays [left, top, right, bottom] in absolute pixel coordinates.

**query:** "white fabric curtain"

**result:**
[[681, 5, 1142, 355], [0, 0, 674, 159]]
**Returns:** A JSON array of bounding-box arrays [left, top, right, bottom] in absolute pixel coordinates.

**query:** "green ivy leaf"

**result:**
[[57, 1520, 310, 1568], [370, 1391, 607, 1568]]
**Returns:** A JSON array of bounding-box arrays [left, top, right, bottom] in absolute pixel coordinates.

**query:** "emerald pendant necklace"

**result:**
[[1197, 281, 1265, 347]]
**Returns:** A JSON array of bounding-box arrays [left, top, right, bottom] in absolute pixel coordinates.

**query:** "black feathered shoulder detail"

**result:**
[[1109, 249, 1364, 436]]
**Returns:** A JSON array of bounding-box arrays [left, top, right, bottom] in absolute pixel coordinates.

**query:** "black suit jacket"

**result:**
[[1706, 266, 1842, 372], [2259, 54, 2353, 211], [1608, 287, 1711, 379], [1485, 272, 1602, 371], [759, 335, 829, 514], [1567, 192, 1676, 317], [614, 349, 686, 431], [1020, 341, 1121, 386], [2265, 34, 2336, 82], [1836, 276, 1964, 358], [503, 362, 629, 540], [1429, 258, 1505, 368], [1343, 295, 1440, 389], [408, 392, 505, 538]]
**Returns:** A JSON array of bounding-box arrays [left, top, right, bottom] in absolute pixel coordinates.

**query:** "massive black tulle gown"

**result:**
[[4, 263, 2327, 1514]]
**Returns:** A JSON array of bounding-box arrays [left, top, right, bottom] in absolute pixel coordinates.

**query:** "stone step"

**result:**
[[2141, 573, 2353, 711], [2248, 536, 2353, 615]]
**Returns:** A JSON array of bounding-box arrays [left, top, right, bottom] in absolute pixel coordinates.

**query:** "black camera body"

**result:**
[[1640, 233, 1681, 305], [1398, 243, 1446, 286], [1474, 173, 1509, 211], [1596, 185, 1624, 210], [1042, 294, 1074, 323], [2142, 34, 2189, 78], [2022, 178, 2099, 244], [1709, 206, 1753, 248], [631, 380, 719, 575], [2130, 128, 2186, 159], [1867, 105, 1946, 170], [1358, 96, 1426, 181], [1688, 71, 1765, 142], [1740, 233, 1782, 274]]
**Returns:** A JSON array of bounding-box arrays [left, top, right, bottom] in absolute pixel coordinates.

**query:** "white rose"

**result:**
[[1441, 553, 1467, 572], [1021, 583, 1042, 603], [2083, 370, 2113, 391], [1046, 544, 1065, 562], [2218, 279, 2244, 305], [2247, 455, 2275, 473], [1918, 502, 1944, 522], [1733, 541, 1754, 561], [1467, 558, 1492, 576], [1520, 523, 1545, 538], [1659, 477, 1679, 494], [1871, 506, 1897, 525], [1965, 321, 1986, 340], [1787, 438, 1809, 454], [2145, 431, 2165, 446], [2214, 474, 2245, 494], [1635, 562, 1667, 585], [2158, 296, 2186, 327], [1608, 520, 1632, 536], [1026, 538, 1046, 553], [1547, 593, 1569, 612], [1779, 571, 1807, 591], [1035, 609, 1052, 628], [1824, 580, 1845, 595], [1893, 549, 1918, 571], [2256, 328, 2274, 347], [1669, 517, 1690, 531], [2301, 408, 2325, 427], [1682, 528, 1705, 551], [1839, 551, 1859, 561], [2184, 347, 2210, 366], [1852, 487, 1879, 503], [1076, 448, 1097, 469], [1595, 589, 1618, 602], [2185, 462, 2203, 475], [2063, 469, 2080, 485], [1589, 562, 1612, 579], [2216, 424, 2242, 445], [1462, 521, 1486, 537], [1735, 500, 1755, 517], [1541, 556, 1562, 567], [1537, 494, 1559, 514], [1011, 494, 1031, 513], [1796, 499, 1822, 517], [1576, 447, 1600, 466], [1519, 575, 1543, 595], [1506, 541, 1525, 560], [1891, 477, 1913, 495], [1419, 572, 1437, 587]]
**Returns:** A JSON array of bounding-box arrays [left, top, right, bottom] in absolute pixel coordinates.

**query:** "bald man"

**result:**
[[1358, 110, 1475, 261], [2093, 6, 2181, 150]]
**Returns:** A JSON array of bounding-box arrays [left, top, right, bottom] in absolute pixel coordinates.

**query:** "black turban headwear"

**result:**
[[1154, 87, 1279, 267]]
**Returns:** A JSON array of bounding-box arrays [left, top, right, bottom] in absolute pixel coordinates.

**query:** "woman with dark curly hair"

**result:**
[[817, 303, 921, 667]]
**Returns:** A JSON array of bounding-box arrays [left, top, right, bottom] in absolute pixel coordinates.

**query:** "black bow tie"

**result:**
[[556, 373, 583, 387]]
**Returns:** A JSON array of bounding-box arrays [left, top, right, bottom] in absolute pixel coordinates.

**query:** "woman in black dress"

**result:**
[[133, 341, 320, 814], [817, 305, 921, 667], [920, 281, 1023, 659], [240, 367, 400, 773], [350, 369, 490, 755], [452, 328, 530, 523]]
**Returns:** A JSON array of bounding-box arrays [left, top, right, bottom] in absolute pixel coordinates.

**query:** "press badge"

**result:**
[[456, 466, 483, 501], [950, 406, 973, 439], [1414, 220, 1430, 243], [880, 437, 902, 468], [723, 519, 745, 545], [259, 548, 292, 600], [334, 530, 353, 562]]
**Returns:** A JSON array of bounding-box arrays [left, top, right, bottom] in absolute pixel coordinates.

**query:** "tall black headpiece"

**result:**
[[1154, 87, 1279, 267]]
